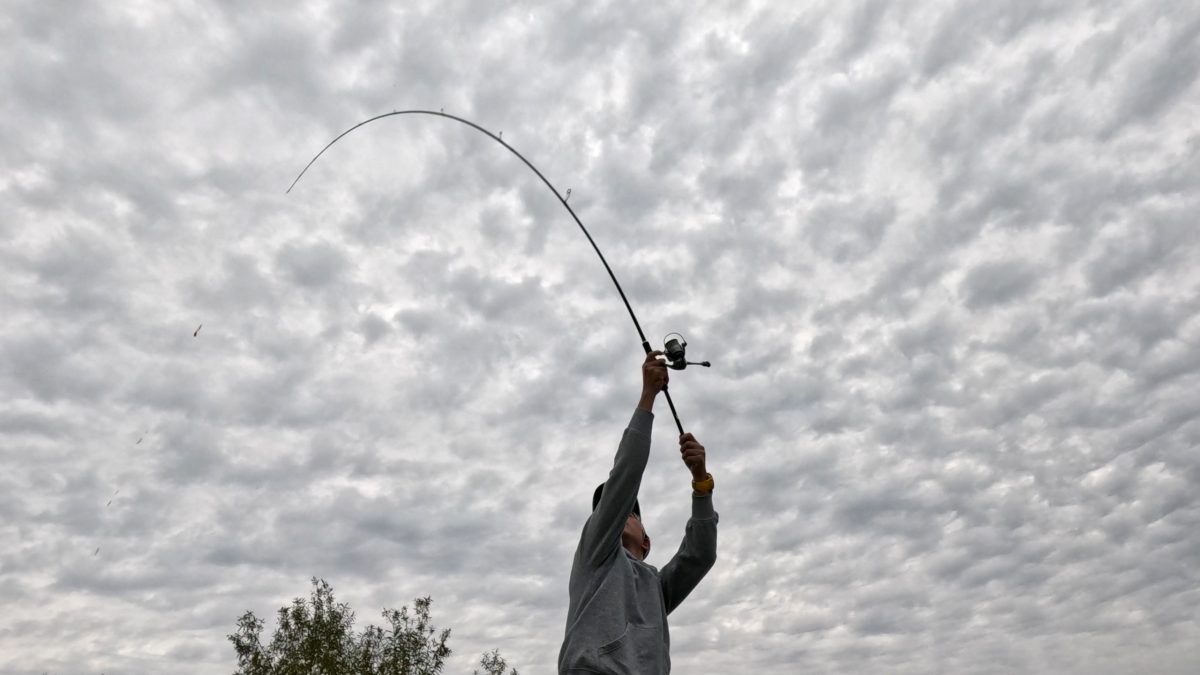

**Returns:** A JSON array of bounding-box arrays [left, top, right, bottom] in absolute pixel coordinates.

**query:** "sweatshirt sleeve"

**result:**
[[659, 492, 719, 614], [579, 408, 654, 567]]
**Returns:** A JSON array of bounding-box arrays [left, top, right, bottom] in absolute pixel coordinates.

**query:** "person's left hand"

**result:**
[[679, 433, 707, 480]]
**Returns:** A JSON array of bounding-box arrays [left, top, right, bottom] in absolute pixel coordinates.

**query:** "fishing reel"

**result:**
[[662, 333, 711, 371]]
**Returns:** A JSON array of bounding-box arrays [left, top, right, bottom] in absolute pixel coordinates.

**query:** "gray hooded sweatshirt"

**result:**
[[558, 408, 718, 675]]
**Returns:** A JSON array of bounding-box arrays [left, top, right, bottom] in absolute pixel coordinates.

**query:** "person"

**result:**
[[558, 351, 719, 674]]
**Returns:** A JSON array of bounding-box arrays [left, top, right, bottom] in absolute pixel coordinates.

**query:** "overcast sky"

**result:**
[[3, 1, 1199, 674]]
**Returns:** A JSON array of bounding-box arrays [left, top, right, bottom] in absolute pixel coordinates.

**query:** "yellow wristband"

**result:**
[[691, 473, 714, 494]]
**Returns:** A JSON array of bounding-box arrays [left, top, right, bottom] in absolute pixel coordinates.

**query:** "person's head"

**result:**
[[621, 511, 651, 560], [593, 483, 651, 560]]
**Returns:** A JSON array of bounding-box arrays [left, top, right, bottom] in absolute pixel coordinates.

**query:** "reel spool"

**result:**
[[662, 333, 711, 371]]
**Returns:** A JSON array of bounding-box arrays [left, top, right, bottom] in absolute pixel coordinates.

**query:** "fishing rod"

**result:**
[[287, 109, 709, 434]]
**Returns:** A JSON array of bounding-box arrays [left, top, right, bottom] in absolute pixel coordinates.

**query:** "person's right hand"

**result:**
[[639, 351, 669, 410]]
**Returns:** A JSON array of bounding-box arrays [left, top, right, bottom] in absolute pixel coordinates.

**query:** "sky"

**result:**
[[2, 1, 1199, 673]]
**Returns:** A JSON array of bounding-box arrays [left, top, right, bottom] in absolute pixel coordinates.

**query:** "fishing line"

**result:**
[[287, 109, 708, 434]]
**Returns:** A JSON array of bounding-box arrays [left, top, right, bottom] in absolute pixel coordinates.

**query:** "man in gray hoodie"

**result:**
[[558, 351, 719, 674]]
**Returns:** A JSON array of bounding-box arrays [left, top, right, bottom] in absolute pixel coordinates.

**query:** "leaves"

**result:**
[[228, 578, 507, 675], [473, 649, 519, 675]]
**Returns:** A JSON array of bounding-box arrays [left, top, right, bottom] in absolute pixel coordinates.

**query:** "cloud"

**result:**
[[1084, 216, 1191, 297], [2, 1, 1199, 674], [1110, 14, 1200, 125], [960, 258, 1040, 309], [275, 239, 352, 289]]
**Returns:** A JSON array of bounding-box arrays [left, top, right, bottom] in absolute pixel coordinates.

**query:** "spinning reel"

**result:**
[[662, 333, 711, 371], [646, 332, 710, 434]]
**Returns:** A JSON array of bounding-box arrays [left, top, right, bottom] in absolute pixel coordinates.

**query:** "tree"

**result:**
[[473, 649, 518, 675], [229, 578, 517, 675]]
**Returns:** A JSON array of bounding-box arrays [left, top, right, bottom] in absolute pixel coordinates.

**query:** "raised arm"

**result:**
[[660, 433, 719, 613], [579, 352, 669, 566]]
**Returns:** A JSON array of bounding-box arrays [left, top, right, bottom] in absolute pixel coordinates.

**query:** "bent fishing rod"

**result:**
[[287, 109, 709, 434]]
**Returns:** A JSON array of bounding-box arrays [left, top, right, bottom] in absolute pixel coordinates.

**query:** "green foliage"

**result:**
[[229, 578, 515, 675], [473, 649, 519, 675]]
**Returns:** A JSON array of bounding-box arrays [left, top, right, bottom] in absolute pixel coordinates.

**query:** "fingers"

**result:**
[[679, 438, 705, 459], [643, 351, 669, 392], [677, 432, 707, 473], [681, 453, 706, 473]]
